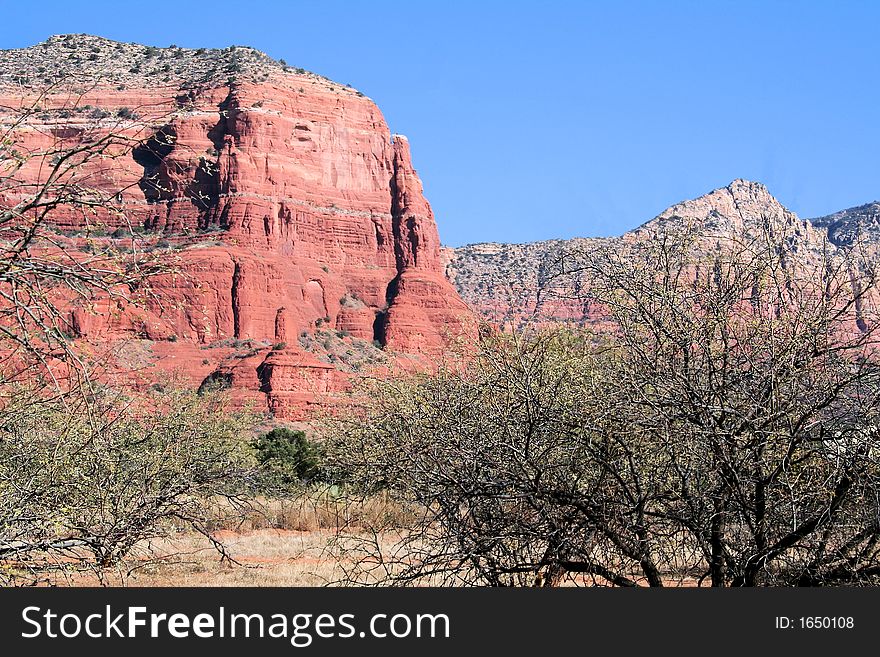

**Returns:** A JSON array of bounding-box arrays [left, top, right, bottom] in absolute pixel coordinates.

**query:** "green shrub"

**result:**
[[252, 428, 322, 487]]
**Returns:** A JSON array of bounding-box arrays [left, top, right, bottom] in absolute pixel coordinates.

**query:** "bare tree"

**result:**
[[0, 386, 257, 585], [574, 226, 880, 586], [324, 330, 667, 586], [325, 223, 880, 586], [0, 80, 173, 400]]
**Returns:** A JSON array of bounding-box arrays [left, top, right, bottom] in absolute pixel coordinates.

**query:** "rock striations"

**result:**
[[0, 35, 474, 417]]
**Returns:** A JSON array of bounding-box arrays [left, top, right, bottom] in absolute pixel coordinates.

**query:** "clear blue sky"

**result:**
[[2, 1, 878, 246]]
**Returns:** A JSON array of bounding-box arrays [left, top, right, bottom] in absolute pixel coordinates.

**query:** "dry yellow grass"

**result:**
[[209, 492, 413, 534], [23, 494, 701, 587], [121, 529, 343, 586], [33, 493, 411, 587], [33, 529, 353, 587], [35, 527, 702, 587]]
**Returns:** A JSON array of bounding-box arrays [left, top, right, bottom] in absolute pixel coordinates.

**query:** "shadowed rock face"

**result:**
[[0, 35, 474, 418], [810, 201, 880, 247], [445, 180, 875, 328]]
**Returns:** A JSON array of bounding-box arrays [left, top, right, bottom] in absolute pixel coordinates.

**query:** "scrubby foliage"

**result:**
[[252, 427, 323, 489], [327, 227, 880, 586], [0, 387, 256, 585]]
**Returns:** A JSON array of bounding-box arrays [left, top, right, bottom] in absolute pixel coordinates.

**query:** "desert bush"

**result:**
[[0, 387, 257, 584], [326, 225, 880, 587], [0, 83, 170, 413], [252, 428, 323, 490], [0, 78, 259, 586]]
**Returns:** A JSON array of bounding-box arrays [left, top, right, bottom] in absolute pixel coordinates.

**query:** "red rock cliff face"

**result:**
[[0, 36, 474, 418], [128, 79, 472, 354]]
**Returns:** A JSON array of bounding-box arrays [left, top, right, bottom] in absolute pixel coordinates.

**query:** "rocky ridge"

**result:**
[[445, 180, 866, 327], [0, 34, 335, 90]]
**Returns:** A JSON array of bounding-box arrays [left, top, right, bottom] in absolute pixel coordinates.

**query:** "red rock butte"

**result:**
[[0, 35, 475, 418]]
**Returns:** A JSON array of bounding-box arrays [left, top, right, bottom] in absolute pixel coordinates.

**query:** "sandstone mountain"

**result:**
[[4, 36, 875, 417], [0, 35, 474, 417], [444, 179, 866, 327]]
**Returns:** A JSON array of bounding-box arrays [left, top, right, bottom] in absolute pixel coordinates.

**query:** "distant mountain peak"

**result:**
[[628, 178, 805, 239], [726, 178, 770, 195], [445, 182, 880, 327]]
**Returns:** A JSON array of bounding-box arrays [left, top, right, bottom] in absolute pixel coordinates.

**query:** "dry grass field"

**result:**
[[22, 496, 701, 587], [104, 529, 346, 587], [59, 532, 701, 587], [29, 495, 406, 587]]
